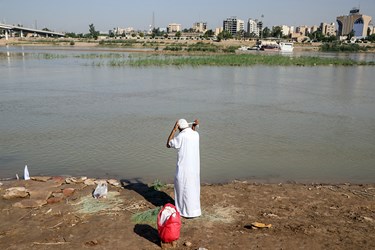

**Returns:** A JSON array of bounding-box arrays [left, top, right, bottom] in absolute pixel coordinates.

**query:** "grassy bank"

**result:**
[[109, 54, 375, 67], [2, 48, 374, 67], [321, 42, 375, 52]]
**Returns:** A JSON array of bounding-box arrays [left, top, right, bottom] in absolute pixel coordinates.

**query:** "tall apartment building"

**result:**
[[247, 18, 260, 37], [223, 17, 244, 35], [320, 23, 336, 36], [337, 8, 372, 37], [167, 23, 182, 33], [193, 22, 207, 33]]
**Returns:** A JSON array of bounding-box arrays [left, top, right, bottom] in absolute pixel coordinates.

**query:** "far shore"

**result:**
[[2, 37, 375, 58], [0, 37, 325, 52]]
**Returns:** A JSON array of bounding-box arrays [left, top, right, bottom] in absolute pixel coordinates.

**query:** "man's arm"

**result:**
[[166, 121, 179, 148], [192, 119, 199, 131]]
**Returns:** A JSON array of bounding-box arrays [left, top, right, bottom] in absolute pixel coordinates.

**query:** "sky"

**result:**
[[0, 0, 374, 33]]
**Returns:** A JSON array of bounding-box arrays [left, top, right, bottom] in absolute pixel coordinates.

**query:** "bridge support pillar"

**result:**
[[5, 30, 9, 40], [20, 30, 23, 38]]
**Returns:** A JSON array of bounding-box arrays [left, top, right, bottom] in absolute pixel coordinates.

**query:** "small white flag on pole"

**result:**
[[24, 165, 30, 180]]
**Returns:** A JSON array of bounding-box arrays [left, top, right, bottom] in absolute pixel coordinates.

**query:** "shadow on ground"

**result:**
[[120, 178, 174, 207], [134, 224, 160, 247]]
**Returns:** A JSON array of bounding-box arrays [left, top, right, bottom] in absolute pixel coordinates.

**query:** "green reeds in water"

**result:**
[[7, 51, 373, 66], [120, 54, 373, 67]]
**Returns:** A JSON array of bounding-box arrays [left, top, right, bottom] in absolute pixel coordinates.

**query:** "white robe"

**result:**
[[169, 127, 201, 218]]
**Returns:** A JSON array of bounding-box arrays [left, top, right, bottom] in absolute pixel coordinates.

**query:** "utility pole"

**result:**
[[152, 12, 155, 30], [260, 14, 264, 40]]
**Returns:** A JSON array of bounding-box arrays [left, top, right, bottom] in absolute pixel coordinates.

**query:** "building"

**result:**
[[193, 22, 207, 33], [215, 27, 223, 36], [223, 17, 244, 35], [370, 24, 375, 35], [109, 27, 134, 36], [167, 23, 181, 33], [296, 25, 310, 36], [337, 8, 372, 38], [320, 22, 336, 36], [280, 25, 292, 37], [311, 25, 319, 33], [247, 18, 260, 37]]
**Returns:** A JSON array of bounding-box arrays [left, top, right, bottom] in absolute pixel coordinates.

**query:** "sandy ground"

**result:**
[[0, 178, 374, 250]]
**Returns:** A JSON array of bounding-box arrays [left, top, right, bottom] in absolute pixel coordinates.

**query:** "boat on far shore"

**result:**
[[258, 40, 294, 52], [259, 44, 280, 51], [238, 45, 261, 51], [279, 42, 294, 52], [238, 41, 294, 53]]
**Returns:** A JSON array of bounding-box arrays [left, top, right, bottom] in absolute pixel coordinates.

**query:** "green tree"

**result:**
[[248, 32, 258, 38], [347, 29, 355, 41], [65, 32, 77, 38], [217, 30, 232, 41], [309, 30, 324, 41], [271, 26, 283, 38], [322, 35, 337, 43], [262, 27, 271, 38], [89, 23, 99, 39], [151, 27, 166, 38], [203, 29, 215, 38], [366, 34, 375, 42], [235, 30, 245, 40], [182, 28, 194, 33], [175, 31, 181, 39]]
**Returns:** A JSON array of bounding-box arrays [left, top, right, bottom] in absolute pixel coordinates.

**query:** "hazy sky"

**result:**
[[1, 0, 374, 33]]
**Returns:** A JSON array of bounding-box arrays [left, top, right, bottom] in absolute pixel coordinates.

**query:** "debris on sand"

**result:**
[[250, 222, 272, 229], [72, 191, 123, 214]]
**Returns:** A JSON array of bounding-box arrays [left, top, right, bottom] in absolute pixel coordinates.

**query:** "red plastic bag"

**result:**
[[157, 203, 181, 243]]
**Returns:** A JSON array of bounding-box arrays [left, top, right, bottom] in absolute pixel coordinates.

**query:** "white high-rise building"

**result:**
[[247, 18, 260, 37], [223, 17, 244, 35]]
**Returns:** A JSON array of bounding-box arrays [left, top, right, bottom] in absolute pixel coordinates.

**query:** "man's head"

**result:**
[[178, 119, 189, 130]]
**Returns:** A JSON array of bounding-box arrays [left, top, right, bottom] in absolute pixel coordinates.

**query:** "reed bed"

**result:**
[[109, 54, 374, 67], [3, 51, 373, 67]]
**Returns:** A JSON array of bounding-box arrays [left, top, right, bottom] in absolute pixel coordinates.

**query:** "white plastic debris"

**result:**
[[159, 206, 177, 226], [93, 181, 108, 199], [24, 165, 30, 180]]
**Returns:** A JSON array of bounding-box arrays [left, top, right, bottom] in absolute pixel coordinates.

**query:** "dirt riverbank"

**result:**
[[0, 177, 374, 249], [0, 37, 316, 51]]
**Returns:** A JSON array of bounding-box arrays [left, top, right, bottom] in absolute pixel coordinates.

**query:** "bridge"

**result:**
[[0, 23, 65, 40]]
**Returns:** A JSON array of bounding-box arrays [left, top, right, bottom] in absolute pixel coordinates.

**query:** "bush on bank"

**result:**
[[320, 42, 368, 52]]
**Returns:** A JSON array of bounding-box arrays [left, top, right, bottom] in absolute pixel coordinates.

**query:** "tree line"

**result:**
[[64, 23, 375, 44]]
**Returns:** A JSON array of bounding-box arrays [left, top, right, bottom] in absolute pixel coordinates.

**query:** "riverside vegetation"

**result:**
[[2, 51, 374, 67], [2, 39, 375, 66]]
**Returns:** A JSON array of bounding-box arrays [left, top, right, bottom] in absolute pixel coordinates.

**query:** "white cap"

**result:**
[[178, 119, 189, 129]]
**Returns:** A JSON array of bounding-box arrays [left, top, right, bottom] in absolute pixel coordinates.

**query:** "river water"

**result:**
[[1, 46, 374, 183]]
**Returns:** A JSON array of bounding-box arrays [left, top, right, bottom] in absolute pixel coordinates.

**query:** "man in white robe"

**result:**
[[166, 118, 201, 218]]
